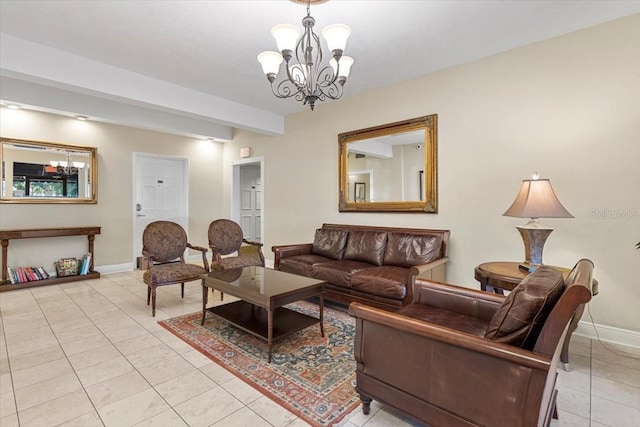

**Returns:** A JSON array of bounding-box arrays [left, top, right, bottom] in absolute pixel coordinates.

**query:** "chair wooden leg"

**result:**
[[151, 288, 157, 317], [147, 286, 151, 305], [181, 283, 184, 298], [211, 288, 224, 301]]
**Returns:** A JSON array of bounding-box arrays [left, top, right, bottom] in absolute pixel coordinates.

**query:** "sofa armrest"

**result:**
[[412, 278, 505, 320], [415, 257, 448, 282], [272, 243, 313, 270]]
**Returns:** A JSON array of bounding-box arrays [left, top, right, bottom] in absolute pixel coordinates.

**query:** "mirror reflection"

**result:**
[[339, 115, 437, 212], [1, 138, 98, 204]]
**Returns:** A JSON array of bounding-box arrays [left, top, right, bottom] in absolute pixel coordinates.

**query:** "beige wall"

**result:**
[[0, 110, 225, 268], [225, 15, 640, 332]]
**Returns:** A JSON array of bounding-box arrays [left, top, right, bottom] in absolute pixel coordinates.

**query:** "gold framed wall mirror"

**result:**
[[0, 137, 98, 204], [338, 114, 437, 212]]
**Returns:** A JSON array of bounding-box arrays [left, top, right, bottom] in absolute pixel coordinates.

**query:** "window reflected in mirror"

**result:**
[[1, 138, 97, 204], [339, 115, 437, 212]]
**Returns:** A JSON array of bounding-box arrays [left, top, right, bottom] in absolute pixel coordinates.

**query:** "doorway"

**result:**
[[133, 153, 189, 266], [231, 157, 264, 243]]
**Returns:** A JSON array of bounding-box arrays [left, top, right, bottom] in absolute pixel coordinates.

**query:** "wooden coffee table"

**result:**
[[201, 266, 325, 363]]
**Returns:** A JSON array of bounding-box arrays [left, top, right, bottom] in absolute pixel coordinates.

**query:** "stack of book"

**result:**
[[78, 253, 92, 275], [6, 266, 50, 284]]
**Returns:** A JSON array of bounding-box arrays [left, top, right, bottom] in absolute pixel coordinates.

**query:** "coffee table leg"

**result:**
[[201, 279, 208, 326], [319, 294, 325, 337], [267, 309, 274, 363]]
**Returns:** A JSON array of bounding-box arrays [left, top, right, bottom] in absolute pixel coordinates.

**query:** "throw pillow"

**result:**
[[484, 266, 564, 350]]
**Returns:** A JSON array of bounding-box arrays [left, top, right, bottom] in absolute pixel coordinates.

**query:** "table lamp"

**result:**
[[503, 172, 573, 271]]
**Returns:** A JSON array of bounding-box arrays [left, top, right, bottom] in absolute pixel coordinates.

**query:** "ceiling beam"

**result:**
[[0, 34, 284, 137]]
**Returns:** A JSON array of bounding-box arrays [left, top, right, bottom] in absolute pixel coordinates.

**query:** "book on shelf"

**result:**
[[79, 253, 92, 275], [7, 267, 17, 284], [26, 267, 39, 281], [37, 267, 50, 279], [6, 266, 49, 284]]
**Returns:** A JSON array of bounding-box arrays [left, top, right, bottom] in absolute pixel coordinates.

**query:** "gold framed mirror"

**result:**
[[0, 137, 98, 204], [339, 115, 437, 212]]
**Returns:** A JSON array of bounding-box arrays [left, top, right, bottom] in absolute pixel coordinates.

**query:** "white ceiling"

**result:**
[[1, 1, 639, 138]]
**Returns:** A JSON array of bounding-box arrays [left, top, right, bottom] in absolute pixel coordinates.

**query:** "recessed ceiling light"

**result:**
[[75, 115, 89, 121], [6, 104, 21, 110]]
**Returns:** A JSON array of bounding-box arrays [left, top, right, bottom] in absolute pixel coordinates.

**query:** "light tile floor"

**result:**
[[1, 271, 639, 427]]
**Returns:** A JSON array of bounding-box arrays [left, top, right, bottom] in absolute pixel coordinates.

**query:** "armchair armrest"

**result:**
[[242, 238, 264, 247], [272, 243, 313, 269], [349, 302, 551, 371], [412, 278, 505, 320], [187, 244, 208, 253], [187, 243, 210, 271]]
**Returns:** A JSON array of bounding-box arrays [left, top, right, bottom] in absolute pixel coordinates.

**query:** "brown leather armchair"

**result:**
[[142, 221, 209, 316], [349, 259, 594, 427]]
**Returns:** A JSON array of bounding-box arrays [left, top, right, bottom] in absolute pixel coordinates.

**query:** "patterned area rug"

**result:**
[[158, 300, 359, 426]]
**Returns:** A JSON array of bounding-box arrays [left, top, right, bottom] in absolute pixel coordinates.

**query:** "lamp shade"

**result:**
[[330, 55, 354, 78], [257, 51, 283, 75], [271, 24, 301, 52], [503, 179, 573, 219], [322, 24, 351, 52]]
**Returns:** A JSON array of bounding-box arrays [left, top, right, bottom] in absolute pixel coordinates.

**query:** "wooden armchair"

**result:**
[[207, 219, 265, 270], [349, 259, 594, 427], [142, 221, 208, 316]]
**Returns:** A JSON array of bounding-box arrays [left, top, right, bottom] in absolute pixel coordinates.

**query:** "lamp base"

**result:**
[[516, 220, 554, 272]]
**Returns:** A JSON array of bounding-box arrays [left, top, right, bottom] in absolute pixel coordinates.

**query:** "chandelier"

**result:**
[[50, 151, 84, 175], [257, 0, 354, 111]]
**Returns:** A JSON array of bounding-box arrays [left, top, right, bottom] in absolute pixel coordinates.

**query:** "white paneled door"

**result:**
[[133, 153, 188, 264], [239, 165, 261, 242]]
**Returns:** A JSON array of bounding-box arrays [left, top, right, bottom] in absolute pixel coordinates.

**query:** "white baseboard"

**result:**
[[95, 263, 135, 275], [575, 320, 640, 349]]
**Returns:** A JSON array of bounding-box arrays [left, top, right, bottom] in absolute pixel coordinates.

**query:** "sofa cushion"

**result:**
[[279, 254, 334, 277], [484, 266, 564, 349], [312, 229, 349, 260], [311, 260, 373, 288], [343, 231, 388, 266], [351, 266, 409, 300], [383, 233, 442, 268]]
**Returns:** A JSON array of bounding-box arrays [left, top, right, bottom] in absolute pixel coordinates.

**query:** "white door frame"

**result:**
[[132, 152, 189, 266], [231, 156, 265, 244]]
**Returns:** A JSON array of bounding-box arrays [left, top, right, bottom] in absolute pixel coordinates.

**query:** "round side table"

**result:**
[[474, 261, 598, 367]]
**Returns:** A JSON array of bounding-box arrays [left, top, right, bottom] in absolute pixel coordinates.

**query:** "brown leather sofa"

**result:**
[[272, 223, 449, 310], [348, 259, 594, 427]]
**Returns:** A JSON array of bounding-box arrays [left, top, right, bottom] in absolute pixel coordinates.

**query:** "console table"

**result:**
[[475, 261, 598, 366], [0, 226, 101, 291]]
